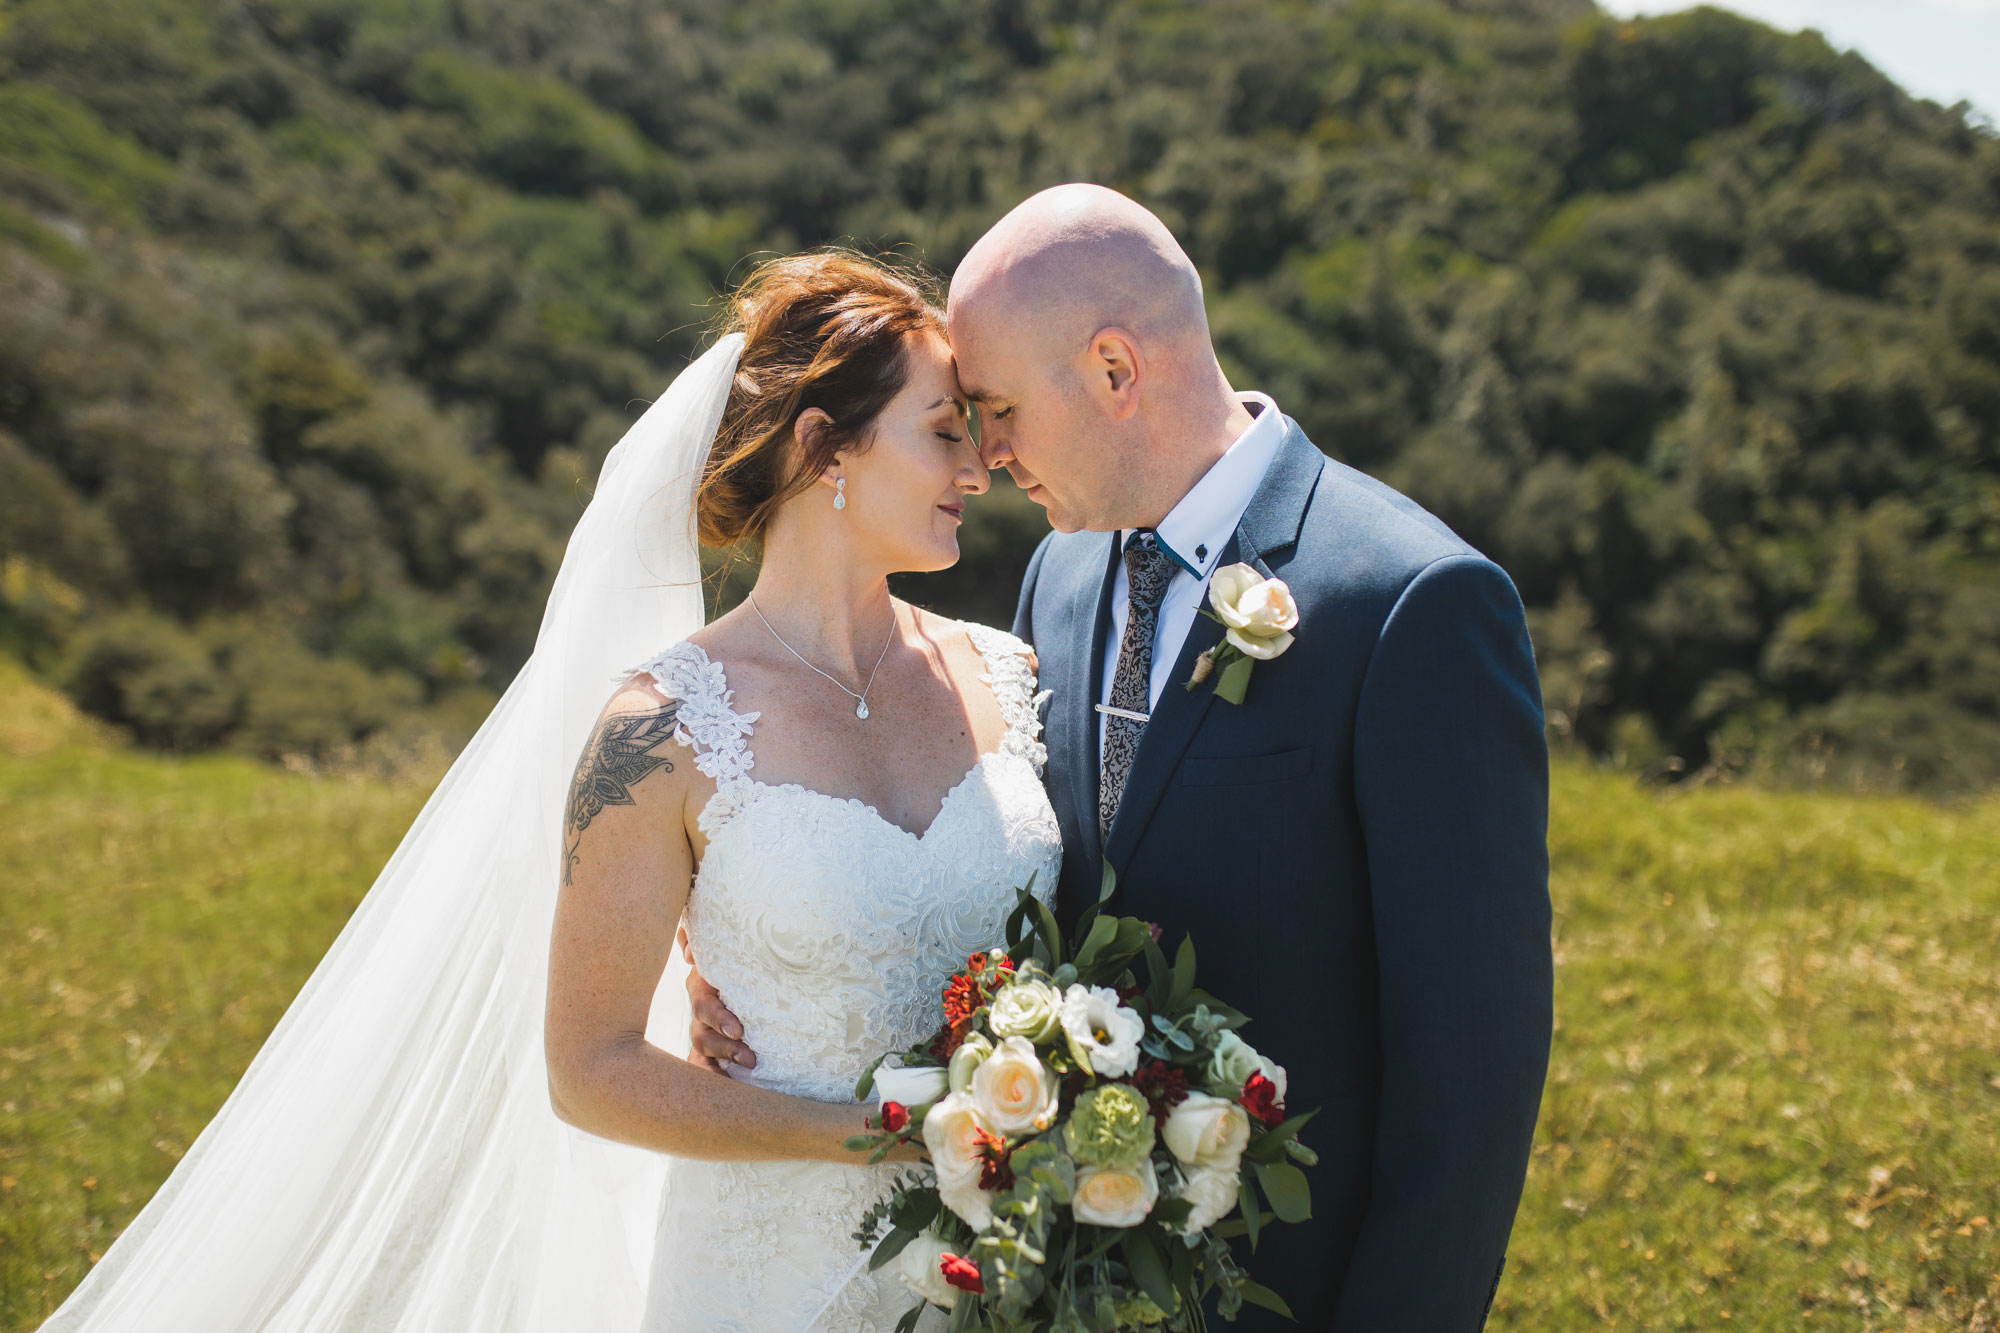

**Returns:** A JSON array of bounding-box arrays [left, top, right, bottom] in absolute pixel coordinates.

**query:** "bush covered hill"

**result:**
[[1, 0, 1996, 789]]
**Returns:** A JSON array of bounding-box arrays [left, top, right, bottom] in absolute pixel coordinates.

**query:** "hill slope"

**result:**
[[0, 0, 1996, 788]]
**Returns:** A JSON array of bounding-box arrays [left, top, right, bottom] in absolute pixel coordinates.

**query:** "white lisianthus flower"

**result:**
[[947, 1031, 993, 1094], [1205, 1031, 1287, 1101], [1072, 1162, 1160, 1228], [938, 1171, 994, 1231], [1176, 1165, 1241, 1236], [896, 1232, 960, 1310], [1058, 984, 1144, 1078], [1162, 1092, 1251, 1172], [987, 978, 1064, 1043], [1207, 564, 1300, 660], [874, 1061, 949, 1108], [970, 1036, 1059, 1135]]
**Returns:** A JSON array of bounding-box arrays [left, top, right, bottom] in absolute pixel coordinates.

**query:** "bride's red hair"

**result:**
[[698, 250, 947, 548]]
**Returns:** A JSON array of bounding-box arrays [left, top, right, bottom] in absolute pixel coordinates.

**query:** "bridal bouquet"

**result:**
[[848, 870, 1315, 1331]]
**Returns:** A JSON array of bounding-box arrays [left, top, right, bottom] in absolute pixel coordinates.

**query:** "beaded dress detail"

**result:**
[[634, 623, 1062, 1332]]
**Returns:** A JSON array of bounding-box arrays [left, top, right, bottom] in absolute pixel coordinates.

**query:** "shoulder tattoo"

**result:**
[[562, 699, 680, 885]]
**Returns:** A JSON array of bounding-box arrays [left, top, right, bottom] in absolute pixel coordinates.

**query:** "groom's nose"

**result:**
[[977, 426, 1012, 470]]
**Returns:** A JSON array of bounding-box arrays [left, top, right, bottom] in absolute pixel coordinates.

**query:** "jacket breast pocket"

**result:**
[[1176, 746, 1314, 789]]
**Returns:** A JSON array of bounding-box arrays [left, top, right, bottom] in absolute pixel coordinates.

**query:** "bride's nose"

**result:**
[[955, 441, 991, 495]]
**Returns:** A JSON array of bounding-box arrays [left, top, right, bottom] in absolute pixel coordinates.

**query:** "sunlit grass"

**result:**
[[1495, 769, 2000, 1331], [1, 672, 1995, 1330]]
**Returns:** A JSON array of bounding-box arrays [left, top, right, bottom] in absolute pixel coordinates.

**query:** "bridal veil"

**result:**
[[39, 333, 747, 1331]]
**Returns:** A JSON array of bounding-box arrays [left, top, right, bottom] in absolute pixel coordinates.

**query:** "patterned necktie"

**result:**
[[1099, 531, 1179, 840]]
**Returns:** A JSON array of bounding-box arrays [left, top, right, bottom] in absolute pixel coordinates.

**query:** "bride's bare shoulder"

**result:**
[[917, 607, 1038, 675]]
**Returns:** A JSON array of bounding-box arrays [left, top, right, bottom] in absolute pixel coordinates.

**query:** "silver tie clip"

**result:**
[[1094, 703, 1151, 724]]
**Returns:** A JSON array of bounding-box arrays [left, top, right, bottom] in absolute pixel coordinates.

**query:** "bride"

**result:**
[[547, 253, 1062, 1331], [36, 251, 1061, 1332]]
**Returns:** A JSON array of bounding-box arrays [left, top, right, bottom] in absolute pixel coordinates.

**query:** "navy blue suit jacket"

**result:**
[[1012, 419, 1553, 1330]]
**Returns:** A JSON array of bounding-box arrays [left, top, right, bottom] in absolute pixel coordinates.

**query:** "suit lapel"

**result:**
[[1100, 420, 1326, 877]]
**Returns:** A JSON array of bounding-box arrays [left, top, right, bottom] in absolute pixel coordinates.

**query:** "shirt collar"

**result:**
[[1123, 391, 1285, 581]]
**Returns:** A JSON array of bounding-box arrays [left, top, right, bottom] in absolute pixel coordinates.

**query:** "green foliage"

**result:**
[[0, 0, 1994, 788], [5, 720, 1993, 1328]]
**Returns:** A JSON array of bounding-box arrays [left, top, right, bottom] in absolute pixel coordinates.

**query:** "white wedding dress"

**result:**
[[633, 625, 1064, 1332]]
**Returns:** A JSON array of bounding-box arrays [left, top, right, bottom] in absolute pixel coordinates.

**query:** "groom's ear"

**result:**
[[1088, 328, 1143, 420]]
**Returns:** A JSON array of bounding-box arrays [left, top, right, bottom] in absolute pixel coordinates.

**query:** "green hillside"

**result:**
[[1, 0, 1997, 790], [2, 670, 1995, 1329]]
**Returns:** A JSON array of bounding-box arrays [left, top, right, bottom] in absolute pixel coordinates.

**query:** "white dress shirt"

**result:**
[[1097, 391, 1286, 763]]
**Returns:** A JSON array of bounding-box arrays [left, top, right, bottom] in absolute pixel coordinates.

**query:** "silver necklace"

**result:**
[[747, 594, 896, 720]]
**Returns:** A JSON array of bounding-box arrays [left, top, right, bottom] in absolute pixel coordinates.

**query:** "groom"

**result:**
[[692, 185, 1553, 1330]]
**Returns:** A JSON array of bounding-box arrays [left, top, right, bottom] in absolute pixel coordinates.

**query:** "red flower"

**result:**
[[1240, 1071, 1286, 1128], [971, 1125, 1016, 1191], [1132, 1059, 1191, 1127], [879, 1101, 909, 1133], [942, 974, 983, 1027], [939, 1252, 984, 1294]]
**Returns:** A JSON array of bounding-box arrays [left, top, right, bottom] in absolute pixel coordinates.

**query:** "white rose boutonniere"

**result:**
[[1187, 563, 1299, 704]]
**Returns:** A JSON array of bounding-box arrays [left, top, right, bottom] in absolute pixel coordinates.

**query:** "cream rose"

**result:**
[[895, 1232, 961, 1309], [1162, 1092, 1251, 1172], [970, 1036, 1059, 1135], [947, 1031, 993, 1094], [1205, 1031, 1287, 1101], [1207, 563, 1299, 660], [922, 1091, 991, 1184], [1071, 1162, 1160, 1228], [987, 978, 1063, 1043], [1175, 1165, 1241, 1235], [874, 1061, 949, 1108]]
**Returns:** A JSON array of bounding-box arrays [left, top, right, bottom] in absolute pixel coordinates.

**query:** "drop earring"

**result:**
[[833, 477, 846, 511]]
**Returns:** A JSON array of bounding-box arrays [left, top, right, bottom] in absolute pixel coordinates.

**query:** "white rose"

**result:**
[[1071, 1162, 1160, 1228], [1058, 984, 1145, 1078], [948, 1032, 992, 1094], [1207, 564, 1299, 661], [938, 1169, 995, 1231], [987, 978, 1064, 1043], [1176, 1165, 1241, 1236], [1206, 1032, 1287, 1102], [1161, 1092, 1251, 1173], [970, 1036, 1059, 1135], [874, 1062, 949, 1108], [895, 1232, 960, 1310], [922, 1091, 991, 1185]]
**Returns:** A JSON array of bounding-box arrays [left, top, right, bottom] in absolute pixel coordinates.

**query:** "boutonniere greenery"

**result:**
[[1186, 563, 1299, 705]]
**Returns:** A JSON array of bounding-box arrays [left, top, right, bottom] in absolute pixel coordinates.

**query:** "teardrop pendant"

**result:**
[[855, 699, 869, 720]]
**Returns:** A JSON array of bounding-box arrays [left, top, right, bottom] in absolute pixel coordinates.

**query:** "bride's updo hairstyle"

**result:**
[[698, 250, 948, 548]]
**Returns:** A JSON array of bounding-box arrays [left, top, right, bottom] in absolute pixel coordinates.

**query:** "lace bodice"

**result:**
[[633, 622, 1063, 1332]]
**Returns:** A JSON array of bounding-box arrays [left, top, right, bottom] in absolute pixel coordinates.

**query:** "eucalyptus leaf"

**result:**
[[868, 1224, 921, 1271], [1238, 1279, 1295, 1319], [1120, 1228, 1177, 1316], [1253, 1161, 1312, 1223]]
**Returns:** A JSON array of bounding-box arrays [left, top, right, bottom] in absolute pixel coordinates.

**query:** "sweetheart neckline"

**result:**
[[688, 631, 1035, 845], [704, 748, 1019, 846]]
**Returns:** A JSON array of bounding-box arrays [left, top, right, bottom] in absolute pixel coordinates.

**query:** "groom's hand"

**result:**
[[680, 926, 756, 1073]]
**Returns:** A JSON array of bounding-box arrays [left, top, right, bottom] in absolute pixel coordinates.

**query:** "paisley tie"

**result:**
[[1099, 531, 1179, 841]]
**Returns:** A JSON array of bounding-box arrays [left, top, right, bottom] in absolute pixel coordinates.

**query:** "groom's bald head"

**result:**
[[949, 184, 1245, 533], [949, 183, 1210, 364]]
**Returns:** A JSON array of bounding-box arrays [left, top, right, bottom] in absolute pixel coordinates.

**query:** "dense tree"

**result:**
[[1, 0, 1994, 789]]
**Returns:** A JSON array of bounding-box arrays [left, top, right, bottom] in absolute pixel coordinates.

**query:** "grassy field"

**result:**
[[1, 668, 1996, 1330]]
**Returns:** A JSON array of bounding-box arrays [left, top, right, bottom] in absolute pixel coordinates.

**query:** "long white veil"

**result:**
[[39, 332, 747, 1332]]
